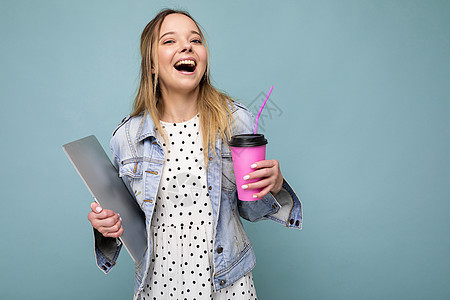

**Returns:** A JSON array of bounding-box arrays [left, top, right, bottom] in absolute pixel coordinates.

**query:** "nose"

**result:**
[[179, 40, 193, 53]]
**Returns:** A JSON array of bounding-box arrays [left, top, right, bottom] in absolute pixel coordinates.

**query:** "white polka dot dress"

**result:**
[[140, 113, 257, 300]]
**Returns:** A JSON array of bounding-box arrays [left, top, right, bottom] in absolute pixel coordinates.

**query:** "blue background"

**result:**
[[1, 0, 449, 299]]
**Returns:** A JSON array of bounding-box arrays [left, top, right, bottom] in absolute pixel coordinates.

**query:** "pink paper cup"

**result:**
[[229, 134, 268, 201]]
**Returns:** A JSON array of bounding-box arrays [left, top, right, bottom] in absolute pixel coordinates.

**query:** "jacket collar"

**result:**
[[136, 100, 237, 143], [137, 111, 157, 142]]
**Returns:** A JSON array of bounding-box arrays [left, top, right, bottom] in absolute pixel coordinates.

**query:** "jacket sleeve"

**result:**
[[237, 178, 302, 229], [91, 136, 125, 274], [232, 101, 303, 229]]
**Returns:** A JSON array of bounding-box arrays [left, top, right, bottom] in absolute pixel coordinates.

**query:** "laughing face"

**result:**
[[153, 13, 207, 95]]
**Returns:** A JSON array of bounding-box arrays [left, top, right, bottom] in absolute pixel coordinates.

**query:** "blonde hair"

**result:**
[[131, 8, 237, 168]]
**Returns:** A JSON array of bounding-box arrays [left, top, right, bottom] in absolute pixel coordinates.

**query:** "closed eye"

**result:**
[[163, 40, 174, 44]]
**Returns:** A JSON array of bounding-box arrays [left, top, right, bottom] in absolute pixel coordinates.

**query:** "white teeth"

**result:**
[[174, 59, 196, 67]]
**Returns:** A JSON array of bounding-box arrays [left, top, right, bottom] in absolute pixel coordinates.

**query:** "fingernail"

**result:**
[[251, 164, 257, 168], [96, 207, 102, 213], [253, 194, 258, 198], [243, 175, 250, 180], [242, 185, 248, 189]]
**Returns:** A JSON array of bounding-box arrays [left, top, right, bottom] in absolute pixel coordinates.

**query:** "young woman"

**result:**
[[87, 9, 302, 300]]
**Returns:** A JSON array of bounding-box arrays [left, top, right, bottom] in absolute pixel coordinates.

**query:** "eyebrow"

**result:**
[[159, 30, 201, 40]]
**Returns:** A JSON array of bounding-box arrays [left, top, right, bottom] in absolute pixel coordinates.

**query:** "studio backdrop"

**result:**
[[1, 0, 449, 299]]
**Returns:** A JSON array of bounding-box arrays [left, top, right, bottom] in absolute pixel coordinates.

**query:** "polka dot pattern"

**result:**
[[140, 114, 257, 300]]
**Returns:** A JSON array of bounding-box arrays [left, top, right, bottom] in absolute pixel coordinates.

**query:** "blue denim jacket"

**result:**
[[93, 101, 302, 299]]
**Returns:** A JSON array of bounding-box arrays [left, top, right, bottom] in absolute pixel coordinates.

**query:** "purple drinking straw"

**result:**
[[254, 86, 274, 134]]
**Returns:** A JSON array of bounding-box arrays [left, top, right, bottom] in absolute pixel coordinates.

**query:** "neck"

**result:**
[[158, 87, 200, 123]]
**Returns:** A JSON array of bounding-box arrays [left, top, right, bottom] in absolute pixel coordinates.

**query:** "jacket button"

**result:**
[[295, 220, 300, 226], [220, 280, 226, 286], [209, 157, 213, 161], [208, 186, 212, 190], [101, 266, 107, 271], [217, 247, 223, 254], [289, 219, 294, 225], [272, 204, 277, 209], [105, 262, 111, 267]]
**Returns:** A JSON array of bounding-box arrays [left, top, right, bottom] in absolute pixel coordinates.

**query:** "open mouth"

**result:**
[[174, 59, 197, 73]]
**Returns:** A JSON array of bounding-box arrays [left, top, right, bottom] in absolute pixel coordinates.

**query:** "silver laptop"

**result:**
[[63, 135, 147, 263]]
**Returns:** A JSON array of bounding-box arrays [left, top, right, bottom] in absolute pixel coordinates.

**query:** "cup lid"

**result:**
[[229, 134, 268, 147]]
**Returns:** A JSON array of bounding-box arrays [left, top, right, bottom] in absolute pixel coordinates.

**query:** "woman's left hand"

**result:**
[[242, 159, 283, 199]]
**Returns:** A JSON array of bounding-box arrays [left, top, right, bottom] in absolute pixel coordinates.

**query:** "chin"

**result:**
[[175, 80, 202, 92]]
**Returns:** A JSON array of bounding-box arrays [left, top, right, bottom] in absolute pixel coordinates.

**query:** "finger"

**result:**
[[106, 225, 124, 238], [111, 215, 122, 231], [250, 159, 278, 170], [95, 209, 116, 220], [104, 219, 122, 235], [252, 185, 272, 199], [104, 218, 123, 237], [90, 202, 103, 214], [243, 168, 272, 181], [87, 211, 97, 223], [92, 213, 120, 232], [100, 213, 121, 228], [88, 211, 115, 230], [242, 178, 271, 190]]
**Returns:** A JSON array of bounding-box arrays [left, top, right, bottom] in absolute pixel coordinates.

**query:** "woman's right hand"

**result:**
[[88, 202, 124, 238]]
